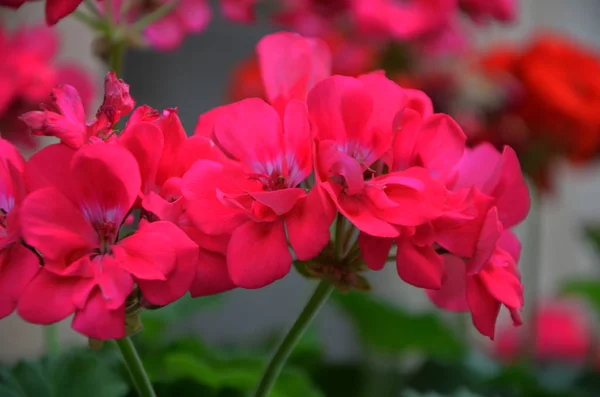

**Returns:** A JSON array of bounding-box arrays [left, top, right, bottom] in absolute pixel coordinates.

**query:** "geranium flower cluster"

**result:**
[[0, 32, 529, 341], [0, 23, 93, 148], [1, 0, 517, 52]]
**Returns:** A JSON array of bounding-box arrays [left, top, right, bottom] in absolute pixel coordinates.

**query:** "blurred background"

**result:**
[[2, 1, 600, 396]]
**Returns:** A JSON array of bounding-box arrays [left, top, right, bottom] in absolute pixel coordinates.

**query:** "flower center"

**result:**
[[95, 220, 117, 254]]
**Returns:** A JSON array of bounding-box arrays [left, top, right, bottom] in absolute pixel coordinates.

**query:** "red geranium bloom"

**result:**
[[0, 138, 39, 319], [18, 144, 198, 339]]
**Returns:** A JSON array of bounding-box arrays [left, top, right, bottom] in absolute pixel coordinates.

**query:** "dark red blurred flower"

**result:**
[[0, 24, 94, 149]]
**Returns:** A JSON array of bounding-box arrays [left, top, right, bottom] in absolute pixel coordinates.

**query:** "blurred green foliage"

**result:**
[[3, 289, 600, 396]]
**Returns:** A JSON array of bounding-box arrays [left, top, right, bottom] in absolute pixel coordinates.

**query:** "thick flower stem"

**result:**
[[253, 281, 334, 397], [115, 337, 156, 397], [44, 324, 60, 357], [109, 40, 126, 77]]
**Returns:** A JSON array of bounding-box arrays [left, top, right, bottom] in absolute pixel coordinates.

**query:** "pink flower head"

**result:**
[[184, 98, 334, 289], [21, 72, 133, 149], [257, 32, 332, 113], [119, 106, 236, 297], [0, 0, 83, 25], [144, 0, 211, 51], [494, 300, 592, 363], [220, 0, 259, 23], [0, 138, 39, 319], [0, 23, 93, 148], [309, 73, 445, 239], [273, 0, 352, 37], [18, 144, 197, 339]]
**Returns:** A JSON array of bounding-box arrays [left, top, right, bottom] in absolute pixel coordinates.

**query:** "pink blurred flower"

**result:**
[[220, 0, 259, 23], [494, 301, 592, 362], [0, 24, 93, 148], [460, 0, 518, 23], [144, 0, 212, 51]]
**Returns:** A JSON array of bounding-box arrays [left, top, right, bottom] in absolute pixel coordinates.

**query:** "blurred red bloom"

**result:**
[[0, 24, 93, 148], [0, 0, 83, 25], [494, 301, 593, 363]]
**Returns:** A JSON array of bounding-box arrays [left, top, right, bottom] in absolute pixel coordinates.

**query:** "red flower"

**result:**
[[184, 98, 333, 289], [0, 139, 39, 319], [0, 0, 83, 25], [18, 144, 198, 339]]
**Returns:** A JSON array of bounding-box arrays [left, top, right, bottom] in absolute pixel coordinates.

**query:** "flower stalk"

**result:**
[[253, 280, 334, 397], [115, 337, 156, 397]]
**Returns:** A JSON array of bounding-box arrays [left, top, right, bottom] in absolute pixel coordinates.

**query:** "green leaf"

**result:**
[[162, 351, 323, 397], [584, 225, 600, 254], [403, 390, 484, 397], [0, 349, 129, 397], [560, 280, 600, 313], [333, 291, 464, 359]]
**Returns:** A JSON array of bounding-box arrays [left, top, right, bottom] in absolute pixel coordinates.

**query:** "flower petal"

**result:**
[[227, 220, 292, 289], [72, 288, 125, 340], [396, 238, 444, 289], [467, 275, 502, 339], [18, 268, 77, 324], [190, 249, 235, 297], [0, 245, 39, 319], [358, 232, 393, 271], [427, 255, 469, 312]]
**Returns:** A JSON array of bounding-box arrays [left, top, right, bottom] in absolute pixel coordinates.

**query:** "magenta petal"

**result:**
[[0, 245, 39, 319], [465, 207, 501, 274], [72, 288, 125, 340], [358, 232, 393, 271], [467, 275, 502, 339], [286, 186, 335, 261], [190, 249, 235, 297], [250, 188, 306, 215], [227, 220, 292, 289], [427, 255, 469, 312], [395, 238, 444, 289], [134, 222, 198, 306], [18, 268, 76, 324]]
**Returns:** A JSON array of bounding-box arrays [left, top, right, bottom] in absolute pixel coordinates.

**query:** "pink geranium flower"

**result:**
[[21, 72, 132, 148], [18, 144, 197, 339], [184, 98, 333, 289], [0, 139, 39, 319]]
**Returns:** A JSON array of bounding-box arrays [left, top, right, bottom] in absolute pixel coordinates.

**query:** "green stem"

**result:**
[[109, 39, 126, 76], [334, 215, 345, 260], [254, 281, 334, 397], [133, 0, 179, 31], [44, 324, 60, 357], [115, 337, 156, 397]]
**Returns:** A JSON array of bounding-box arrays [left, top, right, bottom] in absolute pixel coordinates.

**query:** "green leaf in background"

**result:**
[[583, 225, 600, 254], [0, 349, 128, 397], [333, 291, 465, 359], [560, 280, 600, 313], [162, 350, 324, 397], [403, 389, 484, 397]]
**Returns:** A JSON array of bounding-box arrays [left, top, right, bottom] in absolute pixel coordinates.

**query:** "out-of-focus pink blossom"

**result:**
[[0, 0, 83, 25]]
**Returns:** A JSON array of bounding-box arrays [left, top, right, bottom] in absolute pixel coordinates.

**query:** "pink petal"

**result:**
[[454, 143, 503, 193], [176, 0, 212, 32], [358, 233, 393, 271], [190, 249, 235, 297], [72, 288, 125, 339], [52, 84, 86, 127], [227, 220, 292, 289], [405, 88, 433, 118], [182, 160, 249, 235], [98, 72, 135, 122], [45, 0, 83, 25], [132, 221, 198, 306], [395, 238, 444, 289], [416, 113, 466, 176], [18, 268, 77, 324], [92, 254, 133, 310], [144, 15, 185, 51], [25, 144, 76, 196], [71, 144, 141, 224], [467, 275, 502, 339], [465, 207, 501, 274], [154, 109, 188, 185], [214, 98, 284, 169], [285, 185, 335, 261], [250, 188, 306, 215], [492, 146, 530, 228], [0, 138, 26, 207], [427, 255, 469, 311], [317, 140, 365, 195], [391, 108, 423, 171], [114, 233, 175, 281], [21, 187, 97, 263], [0, 245, 39, 319], [20, 110, 86, 149], [479, 262, 523, 310], [257, 32, 331, 112], [119, 121, 164, 195], [497, 230, 521, 262], [283, 100, 312, 186], [142, 190, 185, 223]]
